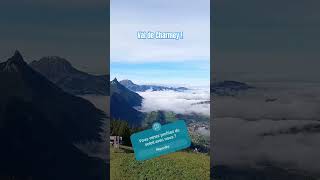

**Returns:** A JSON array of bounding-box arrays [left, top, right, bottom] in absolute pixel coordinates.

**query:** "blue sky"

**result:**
[[111, 0, 210, 86], [111, 61, 209, 86]]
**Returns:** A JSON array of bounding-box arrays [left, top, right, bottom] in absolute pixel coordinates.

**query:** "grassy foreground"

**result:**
[[110, 147, 210, 180]]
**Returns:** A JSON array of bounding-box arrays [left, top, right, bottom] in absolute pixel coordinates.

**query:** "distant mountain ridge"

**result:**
[[30, 56, 109, 95], [119, 79, 188, 92], [211, 81, 253, 96]]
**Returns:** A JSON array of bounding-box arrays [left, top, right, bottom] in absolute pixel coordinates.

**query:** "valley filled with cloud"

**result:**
[[138, 88, 210, 116], [213, 82, 320, 176]]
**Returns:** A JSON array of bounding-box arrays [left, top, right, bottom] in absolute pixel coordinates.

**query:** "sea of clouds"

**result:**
[[138, 87, 210, 116], [212, 82, 320, 175]]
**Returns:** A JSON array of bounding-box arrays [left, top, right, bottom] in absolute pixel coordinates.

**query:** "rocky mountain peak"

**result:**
[[1, 50, 28, 72], [119, 79, 135, 86]]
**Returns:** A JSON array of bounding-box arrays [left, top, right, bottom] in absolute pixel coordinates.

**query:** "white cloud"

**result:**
[[213, 83, 320, 120], [213, 117, 320, 174], [213, 82, 320, 174], [138, 88, 210, 116]]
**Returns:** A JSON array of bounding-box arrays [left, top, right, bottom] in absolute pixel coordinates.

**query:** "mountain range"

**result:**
[[0, 51, 107, 179], [30, 56, 109, 96], [211, 81, 253, 96], [119, 79, 188, 92], [28, 56, 144, 127]]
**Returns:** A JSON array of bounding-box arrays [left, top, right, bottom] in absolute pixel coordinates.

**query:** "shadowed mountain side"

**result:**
[[0, 51, 108, 179], [30, 56, 109, 96], [110, 93, 144, 127], [110, 78, 144, 127], [0, 52, 106, 142], [0, 98, 107, 179], [111, 78, 142, 107]]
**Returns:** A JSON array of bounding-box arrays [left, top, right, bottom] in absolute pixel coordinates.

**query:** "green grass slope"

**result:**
[[110, 147, 210, 180]]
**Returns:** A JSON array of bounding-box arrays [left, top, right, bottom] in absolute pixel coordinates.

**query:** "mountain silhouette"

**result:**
[[211, 81, 253, 96], [111, 78, 142, 107], [110, 78, 144, 127], [119, 79, 188, 92], [30, 56, 109, 95], [0, 51, 107, 179]]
